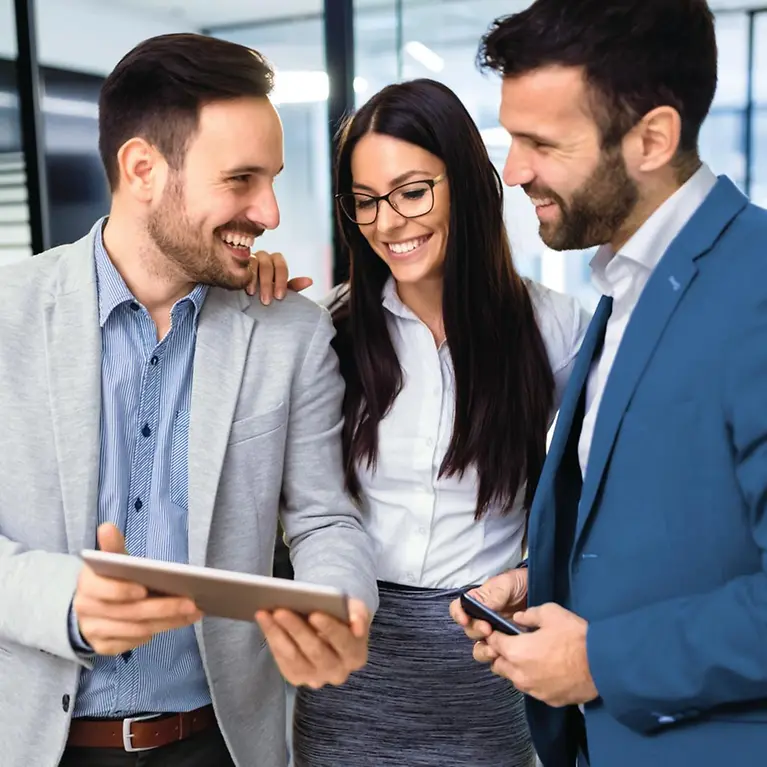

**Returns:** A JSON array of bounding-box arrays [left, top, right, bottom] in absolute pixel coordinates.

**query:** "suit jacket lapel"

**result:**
[[527, 295, 612, 605], [44, 233, 102, 554], [574, 177, 750, 546], [187, 289, 255, 567]]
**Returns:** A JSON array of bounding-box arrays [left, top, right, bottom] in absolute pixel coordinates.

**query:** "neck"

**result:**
[[395, 275, 445, 345], [609, 161, 701, 253], [102, 209, 195, 316]]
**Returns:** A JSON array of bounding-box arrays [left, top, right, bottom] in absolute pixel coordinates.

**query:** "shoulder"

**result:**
[[524, 278, 591, 375]]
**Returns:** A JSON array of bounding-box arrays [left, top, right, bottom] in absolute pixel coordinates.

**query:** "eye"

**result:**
[[230, 175, 250, 184], [401, 188, 427, 200]]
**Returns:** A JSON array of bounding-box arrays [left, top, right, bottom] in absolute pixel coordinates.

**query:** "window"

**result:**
[[0, 0, 30, 264]]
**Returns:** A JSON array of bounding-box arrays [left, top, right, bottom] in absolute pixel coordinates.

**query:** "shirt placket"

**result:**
[[114, 305, 169, 715]]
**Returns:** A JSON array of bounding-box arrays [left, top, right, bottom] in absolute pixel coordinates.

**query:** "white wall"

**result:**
[[0, 0, 194, 75]]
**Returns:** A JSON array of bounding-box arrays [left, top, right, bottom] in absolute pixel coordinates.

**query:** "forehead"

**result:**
[[499, 65, 596, 136], [351, 133, 442, 180], [187, 96, 284, 174]]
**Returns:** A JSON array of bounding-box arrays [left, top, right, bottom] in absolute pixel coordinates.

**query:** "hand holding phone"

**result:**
[[459, 592, 533, 635]]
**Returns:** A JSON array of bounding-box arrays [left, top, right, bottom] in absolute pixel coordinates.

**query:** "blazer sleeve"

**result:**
[[0, 536, 90, 663], [278, 308, 379, 615], [585, 313, 767, 734]]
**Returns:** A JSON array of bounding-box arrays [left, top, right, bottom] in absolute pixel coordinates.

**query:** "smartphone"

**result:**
[[460, 592, 533, 635]]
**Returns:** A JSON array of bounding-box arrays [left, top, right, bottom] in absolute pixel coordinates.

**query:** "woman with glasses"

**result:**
[[290, 78, 589, 767]]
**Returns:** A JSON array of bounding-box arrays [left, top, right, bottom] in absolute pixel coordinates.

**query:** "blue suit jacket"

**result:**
[[526, 176, 767, 767]]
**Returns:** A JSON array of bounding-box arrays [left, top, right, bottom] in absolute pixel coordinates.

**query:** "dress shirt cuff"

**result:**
[[67, 599, 95, 656]]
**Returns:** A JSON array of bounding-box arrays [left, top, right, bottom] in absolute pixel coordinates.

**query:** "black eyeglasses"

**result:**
[[335, 173, 447, 225]]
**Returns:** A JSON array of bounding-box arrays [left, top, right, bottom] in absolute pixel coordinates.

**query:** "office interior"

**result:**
[[1, 0, 766, 313]]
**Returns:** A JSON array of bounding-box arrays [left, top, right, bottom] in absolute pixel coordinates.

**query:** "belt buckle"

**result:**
[[122, 713, 161, 752]]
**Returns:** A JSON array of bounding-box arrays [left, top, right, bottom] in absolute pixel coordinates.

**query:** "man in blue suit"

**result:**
[[451, 1, 767, 765]]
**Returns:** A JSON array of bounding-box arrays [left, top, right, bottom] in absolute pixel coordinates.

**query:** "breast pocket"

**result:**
[[170, 410, 191, 509], [228, 402, 287, 446]]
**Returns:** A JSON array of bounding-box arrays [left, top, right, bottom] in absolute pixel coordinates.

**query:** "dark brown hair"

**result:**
[[480, 0, 717, 156], [99, 33, 274, 189], [330, 79, 555, 519]]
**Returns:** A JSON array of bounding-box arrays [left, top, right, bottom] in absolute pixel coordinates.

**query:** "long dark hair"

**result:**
[[331, 78, 554, 519]]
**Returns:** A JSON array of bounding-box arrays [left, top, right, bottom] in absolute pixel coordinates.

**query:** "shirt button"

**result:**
[[150, 356, 159, 366], [122, 650, 132, 662], [141, 424, 151, 438], [418, 527, 427, 535], [129, 302, 140, 312], [406, 572, 416, 581], [426, 438, 434, 447], [134, 498, 143, 512], [61, 694, 70, 713]]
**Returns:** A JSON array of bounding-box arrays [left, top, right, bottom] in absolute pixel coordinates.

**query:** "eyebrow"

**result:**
[[511, 130, 557, 146], [224, 164, 284, 177], [352, 169, 434, 193]]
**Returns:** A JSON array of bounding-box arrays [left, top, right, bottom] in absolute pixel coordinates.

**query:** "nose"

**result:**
[[247, 185, 280, 231], [375, 200, 406, 234], [502, 141, 535, 188]]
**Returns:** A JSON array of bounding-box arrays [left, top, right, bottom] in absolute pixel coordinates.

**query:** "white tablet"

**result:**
[[81, 550, 349, 623]]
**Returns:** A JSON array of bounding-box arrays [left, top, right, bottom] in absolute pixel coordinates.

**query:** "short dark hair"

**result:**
[[99, 33, 274, 190], [330, 79, 554, 520], [479, 0, 717, 156]]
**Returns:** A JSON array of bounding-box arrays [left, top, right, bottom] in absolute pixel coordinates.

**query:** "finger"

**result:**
[[77, 569, 147, 603], [273, 610, 343, 670], [270, 252, 288, 300], [81, 614, 198, 651], [512, 606, 542, 628], [346, 599, 370, 639], [97, 523, 126, 554], [75, 594, 200, 623], [449, 598, 469, 627], [472, 639, 500, 664], [286, 276, 313, 293], [252, 251, 275, 305], [256, 611, 315, 682], [490, 656, 525, 689]]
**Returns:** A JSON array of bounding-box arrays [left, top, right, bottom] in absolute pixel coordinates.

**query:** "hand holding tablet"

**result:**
[[79, 524, 369, 688]]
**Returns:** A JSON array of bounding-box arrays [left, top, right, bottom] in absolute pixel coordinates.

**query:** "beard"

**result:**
[[146, 175, 263, 290], [529, 146, 639, 252]]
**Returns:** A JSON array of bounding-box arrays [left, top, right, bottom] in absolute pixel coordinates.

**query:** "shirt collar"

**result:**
[[381, 275, 416, 321], [93, 217, 208, 327], [590, 163, 718, 289]]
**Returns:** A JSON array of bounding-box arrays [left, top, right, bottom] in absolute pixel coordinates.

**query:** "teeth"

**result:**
[[531, 198, 554, 207], [220, 232, 255, 249], [388, 236, 429, 254]]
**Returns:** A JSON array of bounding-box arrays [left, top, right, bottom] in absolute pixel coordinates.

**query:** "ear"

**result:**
[[115, 138, 166, 202], [625, 106, 681, 173]]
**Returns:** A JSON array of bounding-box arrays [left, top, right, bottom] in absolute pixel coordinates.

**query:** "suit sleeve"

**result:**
[[278, 308, 379, 615], [585, 315, 767, 734], [0, 536, 91, 663]]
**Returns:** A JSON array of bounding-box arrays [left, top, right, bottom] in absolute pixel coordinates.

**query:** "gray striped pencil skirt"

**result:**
[[292, 582, 536, 767]]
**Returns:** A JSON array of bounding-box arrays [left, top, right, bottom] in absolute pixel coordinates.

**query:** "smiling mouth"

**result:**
[[385, 234, 432, 258]]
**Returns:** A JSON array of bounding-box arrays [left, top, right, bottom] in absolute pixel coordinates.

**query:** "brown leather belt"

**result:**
[[67, 704, 216, 752]]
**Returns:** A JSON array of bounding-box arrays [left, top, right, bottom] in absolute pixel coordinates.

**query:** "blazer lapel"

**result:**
[[187, 289, 255, 567], [527, 295, 612, 605], [44, 234, 102, 554], [574, 177, 750, 546]]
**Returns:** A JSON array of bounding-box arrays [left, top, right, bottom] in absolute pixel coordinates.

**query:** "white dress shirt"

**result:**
[[349, 277, 590, 589], [578, 164, 718, 476]]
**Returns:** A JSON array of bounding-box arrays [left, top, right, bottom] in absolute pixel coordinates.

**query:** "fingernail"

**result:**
[[261, 295, 270, 305], [275, 290, 285, 300]]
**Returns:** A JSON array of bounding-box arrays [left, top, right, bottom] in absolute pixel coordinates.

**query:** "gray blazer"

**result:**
[[0, 229, 378, 767]]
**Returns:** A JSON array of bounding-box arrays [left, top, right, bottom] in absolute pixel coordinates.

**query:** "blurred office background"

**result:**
[[2, 0, 767, 310]]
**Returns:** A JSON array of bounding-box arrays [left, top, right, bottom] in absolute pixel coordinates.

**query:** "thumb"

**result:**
[[97, 522, 126, 554], [512, 606, 541, 628], [347, 599, 371, 639], [473, 577, 513, 612]]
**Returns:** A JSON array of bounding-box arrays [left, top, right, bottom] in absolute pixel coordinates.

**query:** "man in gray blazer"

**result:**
[[0, 33, 378, 767]]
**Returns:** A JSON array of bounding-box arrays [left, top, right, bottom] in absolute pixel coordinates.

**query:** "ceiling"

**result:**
[[99, 0, 767, 30]]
